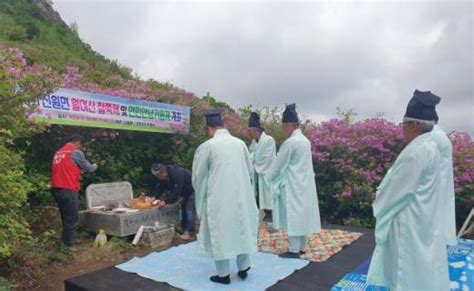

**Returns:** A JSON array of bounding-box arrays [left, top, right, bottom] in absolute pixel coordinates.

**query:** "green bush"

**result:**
[[0, 277, 11, 291], [22, 21, 41, 40], [0, 143, 33, 258], [21, 126, 178, 202], [6, 26, 27, 42], [0, 46, 58, 261]]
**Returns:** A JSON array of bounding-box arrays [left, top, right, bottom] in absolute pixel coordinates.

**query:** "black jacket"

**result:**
[[153, 165, 194, 203]]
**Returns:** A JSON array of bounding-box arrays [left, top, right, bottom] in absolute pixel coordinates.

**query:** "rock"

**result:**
[[31, 0, 68, 28]]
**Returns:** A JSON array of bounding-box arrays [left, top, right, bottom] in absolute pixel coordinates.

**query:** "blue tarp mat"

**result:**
[[116, 242, 309, 291], [332, 238, 474, 290]]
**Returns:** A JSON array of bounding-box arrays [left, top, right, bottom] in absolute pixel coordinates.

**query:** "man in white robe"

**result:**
[[248, 112, 276, 214], [367, 90, 450, 290], [431, 114, 457, 246], [266, 104, 321, 259], [192, 109, 259, 285]]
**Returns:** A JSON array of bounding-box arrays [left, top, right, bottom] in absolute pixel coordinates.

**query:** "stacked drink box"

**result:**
[[141, 224, 176, 249], [79, 181, 180, 237]]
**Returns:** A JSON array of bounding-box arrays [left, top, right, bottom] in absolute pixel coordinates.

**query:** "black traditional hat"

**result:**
[[404, 90, 441, 121], [248, 112, 261, 128], [203, 109, 224, 127], [282, 103, 299, 123]]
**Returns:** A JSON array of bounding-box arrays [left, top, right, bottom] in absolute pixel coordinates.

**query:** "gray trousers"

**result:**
[[214, 254, 251, 276], [288, 236, 307, 253]]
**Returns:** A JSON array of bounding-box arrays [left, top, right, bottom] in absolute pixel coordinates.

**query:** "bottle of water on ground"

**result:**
[[94, 229, 107, 247]]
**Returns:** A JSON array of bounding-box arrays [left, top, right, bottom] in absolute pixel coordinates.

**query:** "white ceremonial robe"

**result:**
[[266, 129, 321, 236], [192, 129, 259, 260], [249, 131, 276, 210], [367, 133, 449, 291], [431, 125, 457, 245]]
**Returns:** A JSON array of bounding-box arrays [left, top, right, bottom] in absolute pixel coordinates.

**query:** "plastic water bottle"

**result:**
[[94, 229, 107, 247]]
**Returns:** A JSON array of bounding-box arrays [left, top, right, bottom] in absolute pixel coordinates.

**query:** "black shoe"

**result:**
[[278, 252, 300, 259], [210, 275, 231, 284], [238, 267, 251, 279]]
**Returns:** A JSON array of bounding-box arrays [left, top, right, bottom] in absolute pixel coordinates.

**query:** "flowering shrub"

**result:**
[[306, 118, 405, 226], [307, 118, 473, 227], [0, 47, 59, 258], [450, 131, 474, 227]]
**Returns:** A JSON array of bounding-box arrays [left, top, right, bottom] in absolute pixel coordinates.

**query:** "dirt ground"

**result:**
[[4, 206, 194, 291], [32, 236, 192, 291]]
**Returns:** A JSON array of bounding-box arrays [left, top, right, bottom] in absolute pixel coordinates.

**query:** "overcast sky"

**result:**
[[53, 0, 473, 133]]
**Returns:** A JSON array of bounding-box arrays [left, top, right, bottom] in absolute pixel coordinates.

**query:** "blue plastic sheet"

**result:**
[[116, 242, 309, 290], [332, 239, 474, 291]]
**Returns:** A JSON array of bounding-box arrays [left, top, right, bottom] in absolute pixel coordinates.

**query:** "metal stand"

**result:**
[[457, 208, 474, 238]]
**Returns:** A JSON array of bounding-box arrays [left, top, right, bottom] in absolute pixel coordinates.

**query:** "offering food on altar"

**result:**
[[131, 196, 153, 209], [151, 199, 166, 208], [128, 194, 167, 210], [80, 182, 180, 237]]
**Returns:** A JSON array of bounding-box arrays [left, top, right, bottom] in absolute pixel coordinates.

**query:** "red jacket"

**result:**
[[51, 143, 82, 192]]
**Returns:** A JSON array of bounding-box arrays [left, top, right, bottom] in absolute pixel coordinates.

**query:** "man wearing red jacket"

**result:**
[[51, 134, 97, 246]]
